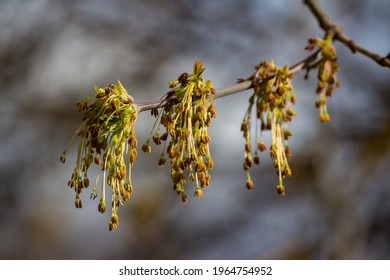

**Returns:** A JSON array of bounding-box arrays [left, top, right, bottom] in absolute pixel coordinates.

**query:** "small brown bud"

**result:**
[[94, 154, 101, 165], [326, 84, 334, 97], [194, 189, 204, 198], [195, 159, 206, 172], [128, 137, 138, 148], [268, 93, 276, 103], [282, 113, 293, 122], [168, 80, 178, 88], [75, 198, 82, 209], [246, 179, 254, 190], [257, 141, 267, 152], [152, 135, 161, 145], [130, 148, 137, 165], [308, 37, 318, 45], [240, 122, 248, 132], [160, 132, 168, 141], [305, 44, 315, 51], [198, 172, 205, 182], [284, 129, 292, 140], [122, 190, 131, 201], [109, 221, 118, 231], [276, 87, 285, 95], [142, 144, 152, 153], [277, 185, 285, 196], [282, 167, 292, 177], [290, 94, 296, 104], [205, 157, 214, 169], [245, 154, 253, 167], [178, 72, 189, 85], [208, 103, 217, 118], [111, 214, 119, 225], [254, 155, 260, 165], [68, 179, 76, 188], [285, 146, 291, 158], [83, 177, 90, 188], [200, 177, 209, 188], [158, 157, 166, 167], [60, 153, 66, 164], [167, 148, 175, 158], [98, 199, 106, 214], [181, 194, 188, 204], [261, 122, 266, 131]]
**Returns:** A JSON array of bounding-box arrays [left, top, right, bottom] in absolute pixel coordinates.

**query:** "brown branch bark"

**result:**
[[304, 0, 390, 68]]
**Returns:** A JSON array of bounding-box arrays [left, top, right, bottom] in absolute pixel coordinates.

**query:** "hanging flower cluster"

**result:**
[[60, 81, 138, 231], [305, 34, 340, 122], [142, 60, 216, 203], [241, 61, 296, 195], [60, 40, 342, 231]]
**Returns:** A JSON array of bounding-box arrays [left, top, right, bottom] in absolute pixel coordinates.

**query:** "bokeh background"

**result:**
[[1, 0, 389, 259]]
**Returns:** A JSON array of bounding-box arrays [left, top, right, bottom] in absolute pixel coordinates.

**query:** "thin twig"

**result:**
[[304, 0, 390, 68], [135, 50, 323, 112]]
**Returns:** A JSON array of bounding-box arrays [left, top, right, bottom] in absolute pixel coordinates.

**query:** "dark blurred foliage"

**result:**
[[0, 0, 389, 259]]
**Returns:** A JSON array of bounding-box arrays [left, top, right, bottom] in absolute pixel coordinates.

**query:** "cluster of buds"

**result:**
[[142, 60, 216, 203], [61, 81, 138, 231], [306, 35, 340, 122], [241, 61, 295, 195]]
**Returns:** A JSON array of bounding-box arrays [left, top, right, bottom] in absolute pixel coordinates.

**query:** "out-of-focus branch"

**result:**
[[304, 0, 390, 68], [135, 50, 323, 112]]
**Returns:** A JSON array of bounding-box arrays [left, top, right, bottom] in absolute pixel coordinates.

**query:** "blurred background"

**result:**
[[1, 0, 389, 259]]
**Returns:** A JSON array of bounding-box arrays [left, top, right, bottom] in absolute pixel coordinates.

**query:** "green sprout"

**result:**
[[61, 81, 138, 231]]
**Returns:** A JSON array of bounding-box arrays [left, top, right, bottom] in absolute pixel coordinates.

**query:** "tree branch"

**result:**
[[304, 0, 390, 68], [135, 50, 323, 112]]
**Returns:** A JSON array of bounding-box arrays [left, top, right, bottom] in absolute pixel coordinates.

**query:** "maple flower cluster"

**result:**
[[305, 35, 340, 122], [242, 61, 296, 195], [142, 60, 216, 203], [61, 81, 138, 231], [60, 40, 341, 231]]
